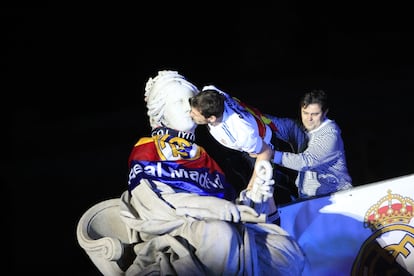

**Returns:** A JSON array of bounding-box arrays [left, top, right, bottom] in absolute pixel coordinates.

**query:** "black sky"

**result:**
[[7, 4, 414, 274]]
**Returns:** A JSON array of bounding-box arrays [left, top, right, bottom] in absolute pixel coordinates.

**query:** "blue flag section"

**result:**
[[128, 135, 237, 200], [279, 174, 414, 275]]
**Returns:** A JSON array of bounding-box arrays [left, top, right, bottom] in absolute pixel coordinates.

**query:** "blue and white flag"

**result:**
[[279, 173, 414, 275]]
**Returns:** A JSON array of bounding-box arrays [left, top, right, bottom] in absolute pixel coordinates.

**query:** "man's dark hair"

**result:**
[[300, 89, 329, 113], [189, 89, 225, 118]]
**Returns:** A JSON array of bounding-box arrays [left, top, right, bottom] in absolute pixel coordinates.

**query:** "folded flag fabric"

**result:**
[[128, 134, 237, 201]]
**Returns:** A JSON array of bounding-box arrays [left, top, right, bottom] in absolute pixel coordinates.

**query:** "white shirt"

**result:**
[[204, 85, 272, 154]]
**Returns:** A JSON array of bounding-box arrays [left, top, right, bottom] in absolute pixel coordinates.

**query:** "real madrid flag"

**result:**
[[279, 173, 414, 275]]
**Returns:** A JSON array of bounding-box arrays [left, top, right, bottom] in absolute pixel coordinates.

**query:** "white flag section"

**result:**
[[279, 173, 414, 276]]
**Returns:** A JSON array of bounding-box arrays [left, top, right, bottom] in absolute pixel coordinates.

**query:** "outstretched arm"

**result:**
[[164, 193, 261, 223], [238, 159, 278, 222], [247, 142, 274, 190]]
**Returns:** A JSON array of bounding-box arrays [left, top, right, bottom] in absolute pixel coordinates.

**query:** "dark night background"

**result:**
[[7, 3, 414, 275]]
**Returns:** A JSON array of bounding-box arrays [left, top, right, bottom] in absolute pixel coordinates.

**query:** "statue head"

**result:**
[[144, 70, 199, 133]]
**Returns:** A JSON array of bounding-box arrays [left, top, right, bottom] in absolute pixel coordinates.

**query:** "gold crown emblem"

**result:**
[[364, 189, 413, 231]]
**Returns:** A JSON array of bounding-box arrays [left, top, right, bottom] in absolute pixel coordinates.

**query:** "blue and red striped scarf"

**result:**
[[128, 127, 236, 201]]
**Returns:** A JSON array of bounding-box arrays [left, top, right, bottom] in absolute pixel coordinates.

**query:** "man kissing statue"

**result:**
[[119, 70, 305, 275]]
